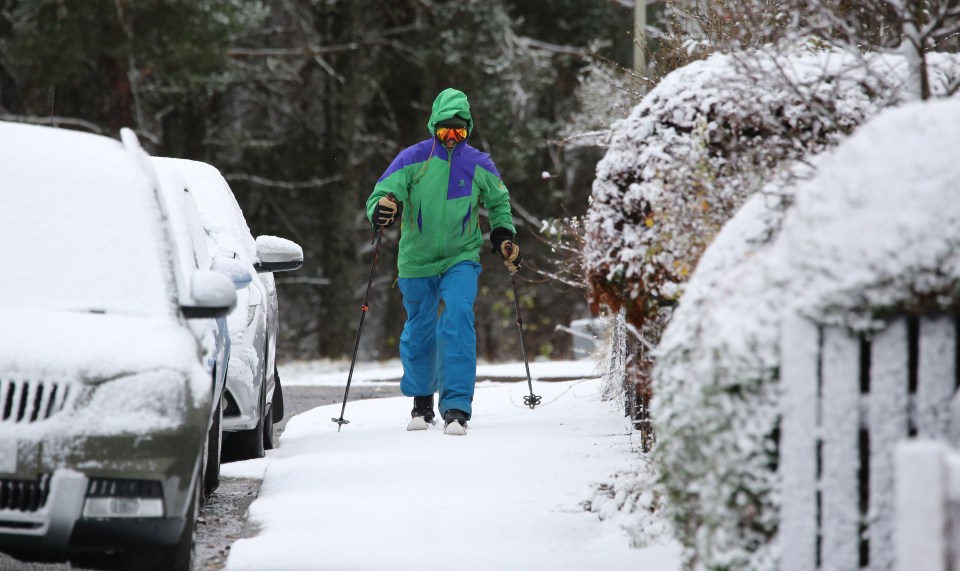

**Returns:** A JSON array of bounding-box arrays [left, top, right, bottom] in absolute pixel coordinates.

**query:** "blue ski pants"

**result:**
[[397, 261, 481, 419]]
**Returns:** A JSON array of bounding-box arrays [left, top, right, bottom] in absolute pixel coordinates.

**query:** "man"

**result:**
[[366, 87, 521, 436]]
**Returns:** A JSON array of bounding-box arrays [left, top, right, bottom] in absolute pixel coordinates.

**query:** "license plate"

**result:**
[[0, 437, 17, 473]]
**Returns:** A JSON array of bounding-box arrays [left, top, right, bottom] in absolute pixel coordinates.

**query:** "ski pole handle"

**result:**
[[381, 193, 398, 228], [502, 242, 521, 273]]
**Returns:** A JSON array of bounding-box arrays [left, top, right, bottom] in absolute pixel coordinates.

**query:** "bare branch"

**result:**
[[274, 276, 331, 286], [514, 36, 588, 56], [605, 0, 668, 7], [0, 113, 104, 134], [548, 130, 611, 147], [204, 137, 286, 149], [224, 173, 343, 191], [506, 197, 543, 229], [229, 45, 356, 58]]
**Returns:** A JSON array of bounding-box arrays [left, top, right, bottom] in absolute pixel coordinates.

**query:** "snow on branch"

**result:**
[[584, 46, 909, 331], [0, 113, 105, 134], [224, 173, 343, 191], [514, 36, 589, 56]]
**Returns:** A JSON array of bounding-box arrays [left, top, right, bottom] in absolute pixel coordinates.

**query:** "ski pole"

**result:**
[[332, 196, 393, 431], [506, 246, 541, 409]]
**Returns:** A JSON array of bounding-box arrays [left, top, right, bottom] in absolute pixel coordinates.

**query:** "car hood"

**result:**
[[0, 306, 201, 383]]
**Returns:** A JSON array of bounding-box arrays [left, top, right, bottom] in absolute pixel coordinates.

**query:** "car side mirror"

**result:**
[[212, 256, 253, 290], [182, 270, 237, 319], [253, 236, 303, 273]]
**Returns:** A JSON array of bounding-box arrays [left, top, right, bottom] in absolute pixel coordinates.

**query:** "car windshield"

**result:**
[[0, 123, 175, 316]]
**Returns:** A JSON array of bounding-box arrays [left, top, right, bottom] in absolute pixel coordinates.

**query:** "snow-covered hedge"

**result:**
[[654, 96, 960, 570], [583, 45, 957, 330]]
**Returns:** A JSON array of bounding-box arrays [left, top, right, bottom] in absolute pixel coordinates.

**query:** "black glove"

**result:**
[[490, 227, 521, 273], [373, 195, 398, 227]]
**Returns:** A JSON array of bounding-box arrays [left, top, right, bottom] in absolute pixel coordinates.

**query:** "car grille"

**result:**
[[0, 379, 72, 424], [0, 474, 51, 512]]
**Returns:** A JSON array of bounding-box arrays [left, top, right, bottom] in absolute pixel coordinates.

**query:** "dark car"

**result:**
[[0, 123, 236, 570]]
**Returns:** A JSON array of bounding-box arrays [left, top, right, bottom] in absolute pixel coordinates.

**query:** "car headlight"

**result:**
[[80, 371, 188, 434]]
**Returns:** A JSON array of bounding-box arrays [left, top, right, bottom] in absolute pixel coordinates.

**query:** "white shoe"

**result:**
[[406, 416, 429, 431], [443, 421, 467, 436]]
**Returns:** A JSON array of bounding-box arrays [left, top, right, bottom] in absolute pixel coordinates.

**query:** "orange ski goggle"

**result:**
[[436, 126, 467, 143]]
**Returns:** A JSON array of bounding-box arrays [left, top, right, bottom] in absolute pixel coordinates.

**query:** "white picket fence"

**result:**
[[780, 314, 959, 571], [893, 440, 960, 571]]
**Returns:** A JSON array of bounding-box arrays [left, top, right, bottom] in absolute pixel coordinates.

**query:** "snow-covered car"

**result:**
[[152, 159, 254, 494], [154, 158, 303, 460], [0, 122, 236, 570]]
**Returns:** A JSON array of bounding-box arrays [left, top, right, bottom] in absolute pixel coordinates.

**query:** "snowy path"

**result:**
[[222, 375, 679, 570]]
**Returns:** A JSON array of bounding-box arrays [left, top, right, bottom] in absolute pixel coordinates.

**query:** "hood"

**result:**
[[427, 88, 474, 135], [0, 307, 201, 382]]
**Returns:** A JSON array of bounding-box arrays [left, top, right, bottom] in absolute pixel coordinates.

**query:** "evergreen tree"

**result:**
[[0, 0, 635, 361]]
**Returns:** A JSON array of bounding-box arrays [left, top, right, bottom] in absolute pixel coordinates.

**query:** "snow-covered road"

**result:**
[[220, 366, 679, 570]]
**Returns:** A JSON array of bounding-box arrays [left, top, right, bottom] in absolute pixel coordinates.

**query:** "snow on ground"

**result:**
[[223, 363, 679, 570], [279, 358, 603, 386]]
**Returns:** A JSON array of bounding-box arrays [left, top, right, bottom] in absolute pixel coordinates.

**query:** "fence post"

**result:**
[[869, 318, 910, 570], [780, 315, 821, 571], [916, 316, 956, 439], [821, 326, 861, 571], [895, 440, 948, 571]]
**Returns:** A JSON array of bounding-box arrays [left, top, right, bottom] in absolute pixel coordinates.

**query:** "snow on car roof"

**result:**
[[0, 121, 175, 316], [154, 157, 257, 263], [152, 159, 214, 305]]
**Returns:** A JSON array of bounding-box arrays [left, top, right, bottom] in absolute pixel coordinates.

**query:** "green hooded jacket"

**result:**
[[366, 88, 516, 278]]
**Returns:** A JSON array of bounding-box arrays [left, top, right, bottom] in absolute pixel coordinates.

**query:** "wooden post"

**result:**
[[917, 316, 956, 438], [821, 327, 861, 570], [869, 319, 911, 570], [634, 0, 645, 77], [895, 441, 948, 571], [780, 316, 821, 571]]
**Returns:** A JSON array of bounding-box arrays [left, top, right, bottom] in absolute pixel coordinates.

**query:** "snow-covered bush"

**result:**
[[654, 96, 960, 570], [582, 45, 957, 331]]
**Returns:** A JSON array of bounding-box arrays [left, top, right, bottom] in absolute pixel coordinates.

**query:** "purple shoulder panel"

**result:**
[[377, 139, 436, 183], [473, 148, 501, 179]]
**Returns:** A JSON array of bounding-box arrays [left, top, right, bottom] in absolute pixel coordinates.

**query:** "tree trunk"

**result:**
[[104, 56, 134, 132], [904, 0, 931, 101]]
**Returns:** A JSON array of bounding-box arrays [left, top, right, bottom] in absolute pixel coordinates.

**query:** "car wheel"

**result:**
[[106, 463, 201, 571], [150, 464, 201, 571], [204, 391, 223, 495], [226, 380, 265, 460]]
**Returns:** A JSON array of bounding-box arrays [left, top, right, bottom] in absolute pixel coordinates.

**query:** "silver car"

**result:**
[[154, 158, 302, 460], [0, 124, 235, 570]]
